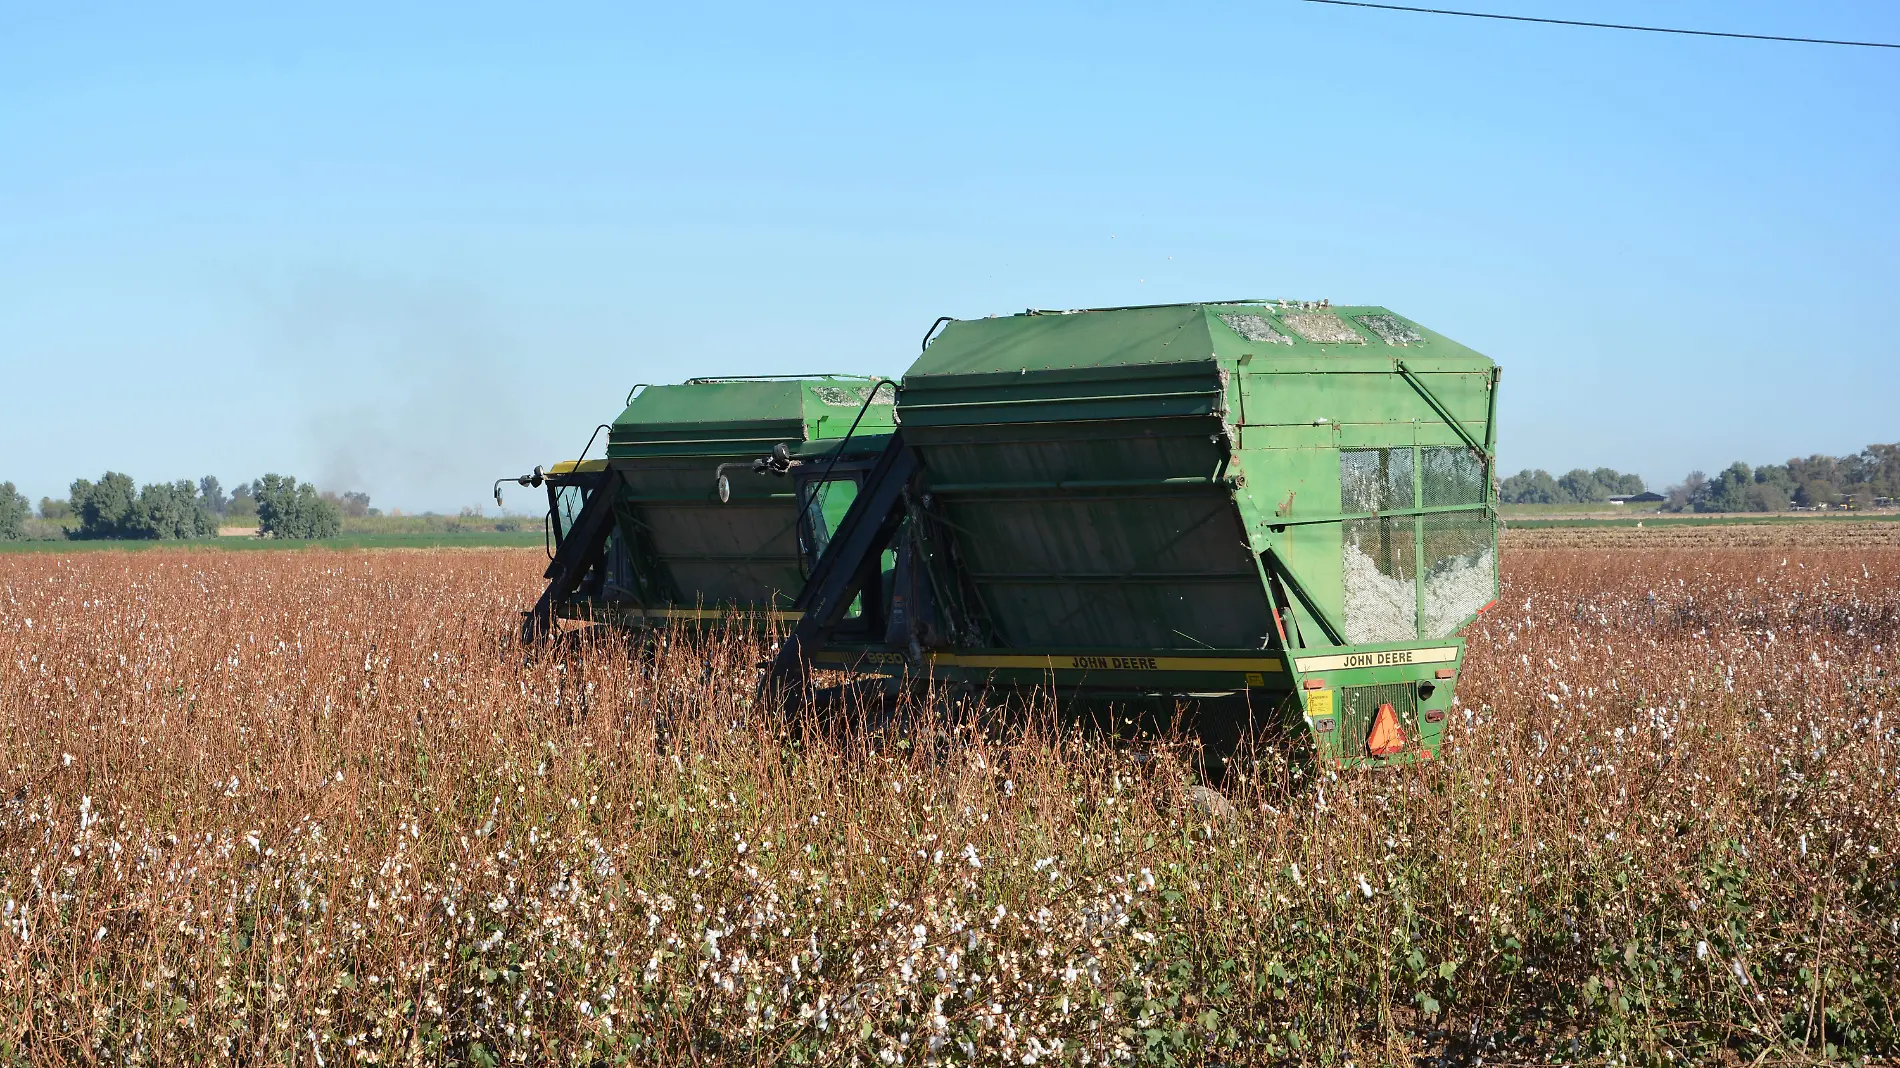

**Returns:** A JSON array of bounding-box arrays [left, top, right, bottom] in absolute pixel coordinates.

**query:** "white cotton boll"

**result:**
[[1357, 874, 1374, 899], [1697, 941, 1709, 960]]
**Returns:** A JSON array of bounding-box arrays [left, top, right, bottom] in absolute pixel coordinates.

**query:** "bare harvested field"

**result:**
[[1505, 518, 1900, 550], [2, 548, 1896, 1064]]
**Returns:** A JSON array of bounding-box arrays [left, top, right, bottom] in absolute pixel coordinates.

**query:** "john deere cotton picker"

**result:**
[[764, 301, 1500, 768]]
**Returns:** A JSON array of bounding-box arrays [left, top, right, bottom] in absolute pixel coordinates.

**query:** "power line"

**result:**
[[1298, 0, 1900, 49]]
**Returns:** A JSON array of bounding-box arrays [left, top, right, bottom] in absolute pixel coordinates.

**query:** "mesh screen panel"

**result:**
[[1421, 509, 1495, 638], [1357, 314, 1424, 345], [1341, 449, 1416, 513], [1343, 516, 1417, 643], [1282, 312, 1365, 345], [1421, 447, 1487, 508], [810, 385, 891, 407], [1218, 313, 1292, 345]]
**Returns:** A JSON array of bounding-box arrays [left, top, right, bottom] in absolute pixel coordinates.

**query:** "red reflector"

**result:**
[[1476, 599, 1497, 614], [1367, 702, 1406, 757], [1435, 668, 1454, 679], [1424, 709, 1446, 723], [1303, 679, 1325, 690]]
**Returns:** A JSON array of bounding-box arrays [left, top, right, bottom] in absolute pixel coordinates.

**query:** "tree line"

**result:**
[[0, 473, 375, 541], [1497, 443, 1897, 513], [1662, 444, 1899, 513], [1497, 467, 1647, 505]]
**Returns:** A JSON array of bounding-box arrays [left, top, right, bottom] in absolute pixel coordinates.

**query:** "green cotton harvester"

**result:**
[[503, 375, 893, 637], [510, 300, 1500, 768]]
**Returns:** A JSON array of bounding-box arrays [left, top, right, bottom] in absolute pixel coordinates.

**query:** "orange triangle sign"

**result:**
[[1367, 702, 1406, 757]]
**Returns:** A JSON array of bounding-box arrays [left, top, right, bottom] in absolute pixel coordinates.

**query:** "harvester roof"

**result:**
[[607, 375, 894, 458], [906, 301, 1489, 378]]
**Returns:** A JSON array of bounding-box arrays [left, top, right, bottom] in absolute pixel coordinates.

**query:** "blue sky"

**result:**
[[3, 1, 1895, 511]]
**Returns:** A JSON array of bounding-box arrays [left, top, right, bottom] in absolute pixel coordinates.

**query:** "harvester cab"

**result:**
[[771, 301, 1500, 768]]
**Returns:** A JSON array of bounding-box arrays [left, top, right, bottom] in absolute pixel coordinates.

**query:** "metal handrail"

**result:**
[[920, 316, 954, 352], [806, 379, 897, 494]]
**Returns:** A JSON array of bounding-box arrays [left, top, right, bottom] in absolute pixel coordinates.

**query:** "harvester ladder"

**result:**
[[522, 467, 626, 642], [768, 431, 920, 688]]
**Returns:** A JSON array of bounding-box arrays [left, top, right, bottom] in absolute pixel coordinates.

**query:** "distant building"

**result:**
[[1607, 491, 1665, 504]]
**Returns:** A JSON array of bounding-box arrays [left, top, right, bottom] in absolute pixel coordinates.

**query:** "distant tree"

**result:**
[[1499, 469, 1564, 504], [1744, 481, 1789, 513], [1695, 463, 1753, 513], [321, 490, 372, 518], [1859, 443, 1900, 497], [1794, 480, 1838, 508], [1663, 471, 1706, 513], [198, 476, 228, 516], [1788, 454, 1842, 491], [68, 473, 219, 539], [1557, 469, 1607, 503], [123, 480, 219, 539], [226, 484, 258, 524], [1500, 466, 1642, 505], [38, 497, 72, 520], [1687, 462, 1798, 513], [0, 482, 27, 541], [254, 474, 342, 539], [70, 472, 138, 539]]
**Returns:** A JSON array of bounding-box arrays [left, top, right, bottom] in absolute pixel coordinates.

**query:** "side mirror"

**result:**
[[717, 474, 731, 503]]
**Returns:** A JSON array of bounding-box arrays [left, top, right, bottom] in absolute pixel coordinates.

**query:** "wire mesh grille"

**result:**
[[1218, 313, 1293, 345], [1343, 516, 1417, 643], [1421, 509, 1495, 638], [1340, 683, 1416, 756], [1357, 314, 1424, 346], [1421, 447, 1488, 508], [1341, 449, 1416, 513], [1281, 312, 1365, 345]]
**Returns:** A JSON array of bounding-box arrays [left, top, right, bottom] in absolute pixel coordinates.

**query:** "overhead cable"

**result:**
[[1298, 0, 1900, 50]]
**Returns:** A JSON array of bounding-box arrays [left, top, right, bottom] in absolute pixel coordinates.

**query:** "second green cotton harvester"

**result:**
[[775, 300, 1500, 767]]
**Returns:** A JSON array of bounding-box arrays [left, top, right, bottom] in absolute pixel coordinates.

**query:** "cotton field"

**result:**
[[1, 539, 1895, 1064]]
